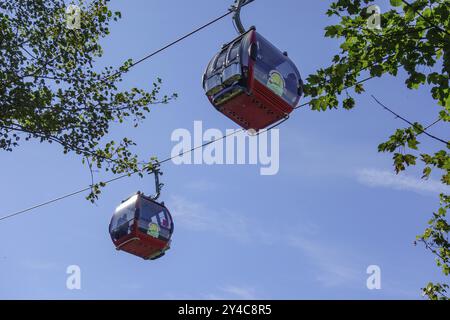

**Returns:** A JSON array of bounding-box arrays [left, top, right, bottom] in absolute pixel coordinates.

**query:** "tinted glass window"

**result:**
[[110, 195, 137, 239], [253, 33, 301, 105], [207, 53, 219, 76], [240, 32, 252, 66], [139, 198, 172, 240], [227, 41, 241, 63], [215, 50, 227, 69]]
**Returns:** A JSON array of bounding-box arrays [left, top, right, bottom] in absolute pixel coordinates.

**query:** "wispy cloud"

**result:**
[[164, 285, 259, 300], [204, 285, 259, 300], [184, 179, 218, 192], [170, 195, 366, 288], [168, 196, 256, 242], [287, 235, 360, 287], [221, 285, 257, 300], [170, 195, 361, 288], [356, 168, 449, 195], [19, 259, 58, 271]]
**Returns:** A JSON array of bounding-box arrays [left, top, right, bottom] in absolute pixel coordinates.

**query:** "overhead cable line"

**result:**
[[102, 1, 255, 82], [0, 128, 245, 222], [371, 94, 448, 146]]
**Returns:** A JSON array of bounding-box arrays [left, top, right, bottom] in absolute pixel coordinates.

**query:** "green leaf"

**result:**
[[390, 0, 403, 7]]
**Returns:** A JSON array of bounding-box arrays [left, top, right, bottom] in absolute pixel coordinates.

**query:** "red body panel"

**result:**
[[214, 80, 294, 130], [113, 222, 169, 260]]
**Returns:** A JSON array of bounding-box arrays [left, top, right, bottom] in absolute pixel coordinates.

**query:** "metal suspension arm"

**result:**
[[230, 0, 255, 34], [151, 163, 164, 201]]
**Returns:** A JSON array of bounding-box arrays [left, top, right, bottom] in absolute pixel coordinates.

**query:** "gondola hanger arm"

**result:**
[[148, 162, 164, 201], [230, 0, 255, 35]]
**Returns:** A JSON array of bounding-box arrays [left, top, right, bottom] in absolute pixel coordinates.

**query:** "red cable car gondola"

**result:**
[[202, 0, 303, 131], [109, 166, 174, 260]]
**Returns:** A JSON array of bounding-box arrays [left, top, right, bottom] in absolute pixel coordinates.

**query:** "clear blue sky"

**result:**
[[0, 0, 448, 299]]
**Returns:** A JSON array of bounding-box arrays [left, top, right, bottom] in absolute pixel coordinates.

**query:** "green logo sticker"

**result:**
[[147, 223, 160, 238], [267, 70, 285, 97]]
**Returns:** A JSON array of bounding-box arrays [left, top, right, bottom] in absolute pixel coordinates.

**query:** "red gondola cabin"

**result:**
[[202, 27, 303, 131], [109, 192, 174, 260]]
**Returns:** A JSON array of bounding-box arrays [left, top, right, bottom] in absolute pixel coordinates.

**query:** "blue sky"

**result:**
[[0, 0, 449, 299]]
